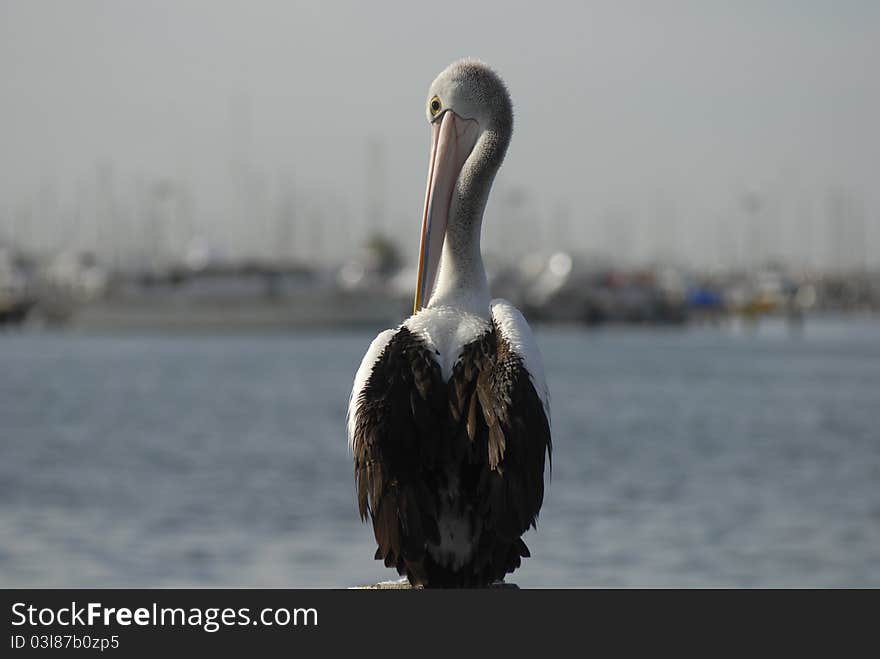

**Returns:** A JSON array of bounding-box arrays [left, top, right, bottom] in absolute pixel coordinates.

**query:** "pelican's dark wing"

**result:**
[[447, 302, 551, 579], [348, 327, 446, 583]]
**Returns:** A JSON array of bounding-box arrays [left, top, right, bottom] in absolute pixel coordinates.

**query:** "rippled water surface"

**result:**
[[2, 317, 879, 587]]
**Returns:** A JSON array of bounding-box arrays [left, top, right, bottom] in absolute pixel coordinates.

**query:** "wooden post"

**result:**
[[350, 579, 518, 589]]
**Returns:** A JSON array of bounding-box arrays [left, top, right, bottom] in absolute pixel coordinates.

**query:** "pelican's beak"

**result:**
[[413, 110, 480, 313]]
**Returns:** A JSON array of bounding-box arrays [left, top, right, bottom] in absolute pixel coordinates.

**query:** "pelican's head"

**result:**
[[413, 59, 513, 313]]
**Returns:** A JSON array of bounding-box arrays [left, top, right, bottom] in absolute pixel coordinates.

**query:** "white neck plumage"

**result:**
[[427, 131, 500, 317], [429, 219, 490, 316]]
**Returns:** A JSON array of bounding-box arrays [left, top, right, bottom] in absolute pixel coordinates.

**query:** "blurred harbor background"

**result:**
[[1, 1, 879, 586], [2, 226, 880, 332], [2, 3, 880, 333], [2, 151, 879, 330]]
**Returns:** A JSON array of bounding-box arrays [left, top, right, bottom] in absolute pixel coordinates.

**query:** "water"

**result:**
[[1, 317, 878, 587]]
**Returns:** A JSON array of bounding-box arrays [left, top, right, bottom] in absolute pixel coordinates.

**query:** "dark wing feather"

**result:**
[[351, 327, 444, 581], [449, 323, 552, 582], [480, 326, 550, 529]]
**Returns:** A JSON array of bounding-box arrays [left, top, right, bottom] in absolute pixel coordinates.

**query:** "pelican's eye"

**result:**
[[429, 96, 441, 116]]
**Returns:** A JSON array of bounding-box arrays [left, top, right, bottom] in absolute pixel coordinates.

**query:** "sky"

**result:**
[[1, 0, 878, 269]]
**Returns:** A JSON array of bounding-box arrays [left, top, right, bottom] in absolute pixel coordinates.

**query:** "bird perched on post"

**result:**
[[347, 59, 551, 587]]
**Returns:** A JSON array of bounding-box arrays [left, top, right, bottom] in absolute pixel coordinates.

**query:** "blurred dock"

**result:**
[[2, 240, 878, 332]]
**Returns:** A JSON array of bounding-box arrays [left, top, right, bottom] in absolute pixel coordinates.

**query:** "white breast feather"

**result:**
[[404, 305, 491, 382], [491, 298, 551, 423]]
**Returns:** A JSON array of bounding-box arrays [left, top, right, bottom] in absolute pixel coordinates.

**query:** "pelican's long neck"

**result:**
[[428, 126, 509, 316]]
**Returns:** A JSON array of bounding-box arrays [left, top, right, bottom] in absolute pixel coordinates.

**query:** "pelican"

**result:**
[[347, 59, 551, 587]]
